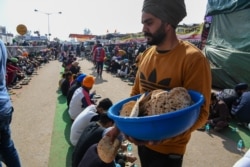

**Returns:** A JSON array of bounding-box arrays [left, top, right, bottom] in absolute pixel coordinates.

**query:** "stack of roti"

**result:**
[[120, 87, 192, 117], [97, 87, 192, 163]]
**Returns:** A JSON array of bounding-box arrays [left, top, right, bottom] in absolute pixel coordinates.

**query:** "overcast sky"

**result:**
[[0, 0, 207, 40]]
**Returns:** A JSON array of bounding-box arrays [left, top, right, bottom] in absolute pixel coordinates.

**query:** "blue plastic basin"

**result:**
[[108, 90, 204, 141]]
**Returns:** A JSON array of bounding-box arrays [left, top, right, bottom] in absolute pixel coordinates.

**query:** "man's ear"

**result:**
[[165, 23, 172, 31]]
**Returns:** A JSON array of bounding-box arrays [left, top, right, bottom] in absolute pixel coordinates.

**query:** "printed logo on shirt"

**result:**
[[139, 69, 171, 92]]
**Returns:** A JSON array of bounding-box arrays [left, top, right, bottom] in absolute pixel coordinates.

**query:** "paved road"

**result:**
[[9, 58, 243, 167]]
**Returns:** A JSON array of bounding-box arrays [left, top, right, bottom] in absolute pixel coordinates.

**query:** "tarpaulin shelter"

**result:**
[[203, 0, 250, 89]]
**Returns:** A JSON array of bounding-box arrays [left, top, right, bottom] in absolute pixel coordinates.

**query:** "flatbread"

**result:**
[[97, 135, 121, 163], [120, 100, 136, 116], [119, 87, 192, 117]]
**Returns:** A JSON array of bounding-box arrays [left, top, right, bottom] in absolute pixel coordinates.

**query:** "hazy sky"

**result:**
[[0, 0, 207, 40]]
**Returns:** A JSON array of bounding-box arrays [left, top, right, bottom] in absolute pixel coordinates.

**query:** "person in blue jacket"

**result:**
[[231, 83, 250, 128], [0, 39, 21, 167]]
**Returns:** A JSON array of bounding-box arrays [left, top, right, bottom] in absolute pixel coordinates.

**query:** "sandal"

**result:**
[[20, 80, 29, 85], [8, 90, 16, 95], [93, 95, 102, 99], [23, 77, 31, 81], [12, 85, 22, 89], [128, 82, 134, 86]]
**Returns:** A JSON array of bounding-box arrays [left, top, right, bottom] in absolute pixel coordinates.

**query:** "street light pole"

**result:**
[[34, 9, 62, 41]]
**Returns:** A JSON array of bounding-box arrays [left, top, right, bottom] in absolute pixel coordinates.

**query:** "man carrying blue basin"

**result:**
[[105, 0, 212, 167]]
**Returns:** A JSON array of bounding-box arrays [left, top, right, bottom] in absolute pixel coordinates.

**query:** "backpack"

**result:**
[[95, 47, 104, 62]]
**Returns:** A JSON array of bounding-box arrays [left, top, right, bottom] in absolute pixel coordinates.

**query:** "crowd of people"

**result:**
[[192, 82, 250, 133], [5, 45, 54, 92], [57, 47, 138, 167], [82, 40, 147, 87], [104, 43, 146, 83], [57, 35, 250, 167], [1, 0, 250, 166], [205, 83, 250, 131], [3, 35, 249, 166]]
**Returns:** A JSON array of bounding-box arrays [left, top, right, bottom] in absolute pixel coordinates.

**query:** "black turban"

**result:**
[[235, 83, 248, 91], [142, 0, 187, 28]]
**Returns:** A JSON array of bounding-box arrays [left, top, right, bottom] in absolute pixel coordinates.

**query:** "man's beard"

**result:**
[[144, 23, 166, 46]]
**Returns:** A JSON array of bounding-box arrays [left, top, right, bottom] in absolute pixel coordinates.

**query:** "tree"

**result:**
[[83, 28, 91, 35], [34, 31, 40, 37]]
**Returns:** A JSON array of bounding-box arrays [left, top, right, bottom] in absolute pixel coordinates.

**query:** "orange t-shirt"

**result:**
[[130, 40, 212, 155]]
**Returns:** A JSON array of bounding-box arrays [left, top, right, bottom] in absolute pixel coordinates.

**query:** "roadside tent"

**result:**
[[203, 0, 250, 89]]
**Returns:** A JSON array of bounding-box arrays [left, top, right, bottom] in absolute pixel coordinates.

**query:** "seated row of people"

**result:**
[[58, 70, 137, 167], [68, 75, 96, 120], [105, 54, 141, 84], [59, 70, 96, 118], [6, 53, 47, 90], [70, 98, 136, 167]]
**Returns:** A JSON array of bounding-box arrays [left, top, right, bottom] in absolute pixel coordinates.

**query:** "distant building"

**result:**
[[24, 35, 47, 41], [0, 26, 14, 44], [68, 34, 96, 42]]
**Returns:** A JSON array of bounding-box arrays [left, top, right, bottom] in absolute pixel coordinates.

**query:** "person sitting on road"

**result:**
[[107, 59, 121, 74], [6, 58, 24, 89], [71, 112, 115, 167], [207, 92, 231, 131], [216, 87, 238, 111], [127, 63, 138, 83], [67, 73, 86, 107], [68, 75, 96, 120], [116, 62, 130, 78], [231, 83, 250, 128], [60, 71, 73, 96], [74, 121, 137, 167], [70, 98, 113, 146], [58, 73, 66, 89], [69, 61, 81, 75]]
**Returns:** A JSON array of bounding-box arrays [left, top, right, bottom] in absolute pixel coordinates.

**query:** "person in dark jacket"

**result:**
[[69, 61, 80, 75], [207, 92, 231, 131], [60, 71, 73, 96], [72, 112, 114, 167]]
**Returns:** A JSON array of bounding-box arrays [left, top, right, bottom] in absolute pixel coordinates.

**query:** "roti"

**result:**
[[97, 135, 121, 163]]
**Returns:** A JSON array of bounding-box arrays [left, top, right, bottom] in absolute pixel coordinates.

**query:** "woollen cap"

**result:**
[[142, 0, 187, 28], [82, 75, 95, 88], [234, 83, 248, 91]]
